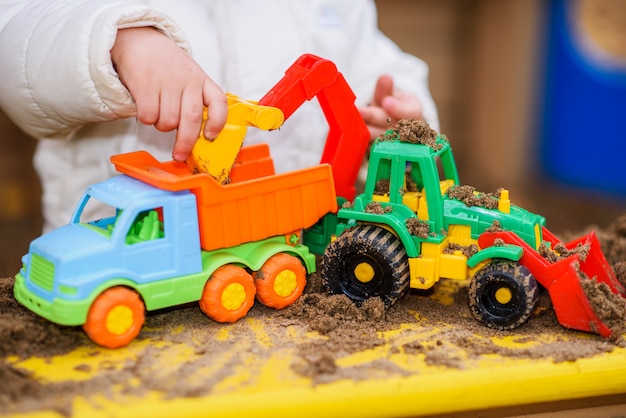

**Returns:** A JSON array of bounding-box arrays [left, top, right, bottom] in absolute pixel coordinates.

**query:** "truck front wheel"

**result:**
[[254, 253, 307, 309], [200, 265, 256, 323], [321, 225, 409, 307], [83, 286, 145, 349], [469, 261, 538, 330]]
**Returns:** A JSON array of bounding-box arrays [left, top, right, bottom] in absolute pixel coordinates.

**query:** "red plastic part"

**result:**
[[258, 54, 370, 202], [478, 229, 625, 338]]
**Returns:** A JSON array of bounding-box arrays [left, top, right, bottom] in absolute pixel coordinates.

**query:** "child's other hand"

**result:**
[[111, 27, 227, 161], [359, 74, 423, 141]]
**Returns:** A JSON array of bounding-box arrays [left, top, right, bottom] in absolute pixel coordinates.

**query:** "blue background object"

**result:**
[[539, 0, 626, 196]]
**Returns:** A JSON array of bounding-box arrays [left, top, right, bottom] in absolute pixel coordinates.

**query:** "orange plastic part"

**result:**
[[199, 265, 256, 323], [253, 253, 307, 309], [479, 229, 626, 338], [111, 151, 338, 252], [83, 287, 146, 349], [229, 143, 276, 183]]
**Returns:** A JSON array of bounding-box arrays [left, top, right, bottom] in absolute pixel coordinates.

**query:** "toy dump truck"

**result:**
[[317, 120, 626, 339], [14, 54, 369, 348], [13, 147, 335, 348]]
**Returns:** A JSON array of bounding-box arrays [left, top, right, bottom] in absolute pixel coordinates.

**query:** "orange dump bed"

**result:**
[[111, 149, 338, 251]]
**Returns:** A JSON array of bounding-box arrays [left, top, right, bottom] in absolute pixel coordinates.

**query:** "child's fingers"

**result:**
[[202, 78, 228, 140], [359, 104, 389, 128], [155, 91, 183, 133], [134, 88, 161, 126], [382, 93, 423, 122], [172, 77, 226, 162], [172, 86, 204, 161], [372, 74, 394, 106]]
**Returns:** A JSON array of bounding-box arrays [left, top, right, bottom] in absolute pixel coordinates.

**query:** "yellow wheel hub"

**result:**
[[106, 305, 134, 335], [222, 283, 246, 311], [495, 287, 513, 304], [274, 270, 297, 297], [354, 262, 375, 283]]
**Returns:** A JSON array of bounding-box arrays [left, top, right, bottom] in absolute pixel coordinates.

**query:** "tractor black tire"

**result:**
[[469, 260, 539, 330], [320, 225, 410, 307]]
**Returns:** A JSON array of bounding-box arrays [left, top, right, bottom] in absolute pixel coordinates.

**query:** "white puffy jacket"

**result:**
[[0, 0, 438, 230]]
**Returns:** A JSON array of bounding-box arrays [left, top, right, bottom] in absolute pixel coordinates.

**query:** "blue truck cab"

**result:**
[[14, 174, 202, 326]]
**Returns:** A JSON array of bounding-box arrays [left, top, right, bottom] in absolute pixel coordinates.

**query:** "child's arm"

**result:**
[[0, 0, 226, 160], [327, 0, 439, 137]]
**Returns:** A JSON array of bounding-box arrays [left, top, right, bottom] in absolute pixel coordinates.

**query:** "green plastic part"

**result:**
[[467, 244, 524, 269], [326, 131, 544, 266], [15, 235, 315, 327]]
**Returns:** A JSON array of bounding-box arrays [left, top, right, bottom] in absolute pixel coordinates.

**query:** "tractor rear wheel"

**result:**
[[254, 253, 307, 309], [320, 225, 409, 307], [200, 265, 256, 323], [83, 286, 145, 348], [469, 260, 538, 330]]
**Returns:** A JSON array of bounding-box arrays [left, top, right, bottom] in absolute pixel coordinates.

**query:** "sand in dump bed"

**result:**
[[3, 215, 626, 415]]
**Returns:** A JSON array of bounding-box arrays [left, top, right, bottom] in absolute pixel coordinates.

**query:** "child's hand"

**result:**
[[359, 74, 424, 141], [111, 27, 227, 161]]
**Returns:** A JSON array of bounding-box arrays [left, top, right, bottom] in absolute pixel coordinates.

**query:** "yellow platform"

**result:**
[[4, 279, 626, 418]]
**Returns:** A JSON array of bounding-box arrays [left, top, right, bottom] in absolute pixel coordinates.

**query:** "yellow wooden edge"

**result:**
[[12, 348, 626, 418]]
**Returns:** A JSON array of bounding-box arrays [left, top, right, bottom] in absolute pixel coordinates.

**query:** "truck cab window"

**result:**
[[74, 194, 118, 236], [126, 208, 164, 244]]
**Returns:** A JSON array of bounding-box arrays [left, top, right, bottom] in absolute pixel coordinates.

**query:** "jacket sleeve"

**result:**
[[338, 0, 440, 132], [0, 0, 191, 140]]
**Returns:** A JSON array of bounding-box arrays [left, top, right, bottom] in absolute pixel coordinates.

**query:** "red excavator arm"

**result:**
[[258, 54, 370, 202]]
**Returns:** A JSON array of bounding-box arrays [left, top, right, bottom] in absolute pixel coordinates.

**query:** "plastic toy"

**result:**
[[185, 94, 284, 184], [13, 54, 370, 348], [317, 124, 626, 338], [14, 54, 625, 349]]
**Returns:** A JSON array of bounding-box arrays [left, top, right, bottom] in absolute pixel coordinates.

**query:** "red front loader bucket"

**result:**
[[479, 228, 626, 338]]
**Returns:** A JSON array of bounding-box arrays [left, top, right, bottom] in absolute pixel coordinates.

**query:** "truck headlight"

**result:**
[[59, 284, 78, 296]]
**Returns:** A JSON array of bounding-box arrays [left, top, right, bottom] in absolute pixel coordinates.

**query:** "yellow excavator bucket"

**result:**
[[186, 94, 285, 183]]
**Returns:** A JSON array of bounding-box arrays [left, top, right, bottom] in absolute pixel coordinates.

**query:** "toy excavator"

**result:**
[[317, 124, 626, 339], [14, 54, 625, 349]]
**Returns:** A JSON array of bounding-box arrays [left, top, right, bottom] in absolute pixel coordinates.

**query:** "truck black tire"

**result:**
[[469, 260, 538, 330], [321, 224, 409, 307]]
